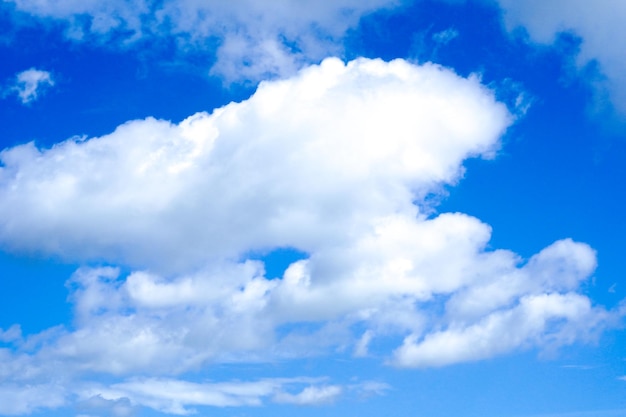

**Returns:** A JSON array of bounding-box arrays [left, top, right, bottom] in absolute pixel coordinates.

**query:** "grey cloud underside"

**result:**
[[0, 58, 618, 415]]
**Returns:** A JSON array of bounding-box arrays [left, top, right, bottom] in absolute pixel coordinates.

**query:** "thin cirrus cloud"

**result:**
[[4, 0, 401, 82], [0, 57, 619, 415], [5, 68, 54, 104]]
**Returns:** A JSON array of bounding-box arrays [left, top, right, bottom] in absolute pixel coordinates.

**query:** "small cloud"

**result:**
[[76, 395, 136, 417], [78, 395, 135, 417], [432, 28, 459, 45], [9, 68, 55, 104], [273, 385, 342, 406], [349, 381, 391, 399], [81, 377, 343, 414], [354, 330, 374, 357]]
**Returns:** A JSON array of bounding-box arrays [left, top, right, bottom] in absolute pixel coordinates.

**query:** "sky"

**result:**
[[0, 0, 625, 416]]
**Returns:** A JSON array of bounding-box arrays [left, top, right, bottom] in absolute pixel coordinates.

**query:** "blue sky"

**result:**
[[0, 0, 625, 416]]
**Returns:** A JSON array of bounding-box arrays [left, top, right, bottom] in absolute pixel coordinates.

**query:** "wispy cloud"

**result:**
[[76, 377, 373, 415], [495, 0, 626, 116], [432, 27, 459, 45], [273, 384, 343, 406], [4, 0, 401, 82], [75, 395, 136, 417], [6, 68, 54, 104]]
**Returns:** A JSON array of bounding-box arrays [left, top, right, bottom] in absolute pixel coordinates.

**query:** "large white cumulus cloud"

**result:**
[[0, 58, 615, 415], [4, 0, 400, 81], [0, 57, 508, 272], [495, 0, 626, 115]]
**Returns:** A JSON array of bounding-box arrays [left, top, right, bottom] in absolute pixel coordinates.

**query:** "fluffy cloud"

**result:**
[[0, 58, 616, 414], [0, 57, 509, 272], [6, 68, 54, 104], [393, 292, 608, 367], [494, 0, 626, 114], [4, 0, 400, 81]]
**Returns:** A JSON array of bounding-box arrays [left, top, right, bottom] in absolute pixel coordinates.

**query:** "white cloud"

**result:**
[[494, 0, 626, 115], [432, 28, 459, 45], [0, 57, 509, 273], [350, 380, 391, 399], [0, 58, 618, 414], [392, 292, 609, 367], [5, 0, 400, 81], [76, 395, 135, 417], [273, 384, 342, 405], [354, 329, 374, 357], [5, 0, 150, 39], [81, 377, 343, 415], [7, 68, 54, 104], [444, 238, 597, 321], [0, 383, 66, 415]]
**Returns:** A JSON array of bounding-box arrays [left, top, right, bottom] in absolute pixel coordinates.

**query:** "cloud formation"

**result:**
[[0, 57, 508, 271], [0, 376, 360, 416], [6, 68, 54, 104], [4, 0, 400, 81], [495, 0, 626, 115], [0, 58, 616, 414], [81, 377, 343, 414]]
